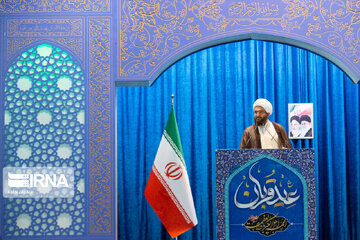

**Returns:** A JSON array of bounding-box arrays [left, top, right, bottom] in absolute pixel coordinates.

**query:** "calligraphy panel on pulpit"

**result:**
[[216, 149, 316, 240]]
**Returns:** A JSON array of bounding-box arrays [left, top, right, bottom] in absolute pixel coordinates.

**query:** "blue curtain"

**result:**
[[117, 40, 360, 240]]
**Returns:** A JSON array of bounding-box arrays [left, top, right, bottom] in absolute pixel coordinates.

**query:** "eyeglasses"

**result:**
[[254, 110, 266, 115]]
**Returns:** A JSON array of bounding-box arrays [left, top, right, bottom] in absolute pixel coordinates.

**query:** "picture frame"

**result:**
[[288, 103, 314, 139]]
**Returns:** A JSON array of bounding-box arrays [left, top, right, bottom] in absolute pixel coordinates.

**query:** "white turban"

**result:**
[[253, 98, 273, 115]]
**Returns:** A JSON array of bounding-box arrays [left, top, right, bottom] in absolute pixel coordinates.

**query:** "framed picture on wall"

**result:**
[[288, 103, 314, 139]]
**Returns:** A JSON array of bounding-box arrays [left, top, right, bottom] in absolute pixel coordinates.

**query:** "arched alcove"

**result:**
[[116, 39, 360, 240], [118, 33, 360, 86], [2, 43, 86, 237], [118, 0, 360, 86]]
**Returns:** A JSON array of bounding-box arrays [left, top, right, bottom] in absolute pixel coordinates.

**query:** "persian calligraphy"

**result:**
[[119, 0, 360, 84], [245, 212, 290, 236], [234, 162, 300, 209], [229, 2, 280, 17]]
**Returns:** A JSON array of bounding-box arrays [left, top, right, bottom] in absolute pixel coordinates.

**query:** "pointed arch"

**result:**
[[2, 43, 86, 237]]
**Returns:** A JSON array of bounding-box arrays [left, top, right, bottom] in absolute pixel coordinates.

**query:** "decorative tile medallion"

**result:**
[[216, 149, 316, 240]]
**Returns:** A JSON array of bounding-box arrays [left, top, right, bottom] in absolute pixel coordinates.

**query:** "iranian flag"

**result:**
[[145, 107, 198, 238]]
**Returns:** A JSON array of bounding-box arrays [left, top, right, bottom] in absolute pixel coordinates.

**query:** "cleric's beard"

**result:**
[[254, 116, 267, 126]]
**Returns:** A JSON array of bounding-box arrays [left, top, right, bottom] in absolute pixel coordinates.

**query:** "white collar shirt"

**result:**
[[257, 120, 280, 149]]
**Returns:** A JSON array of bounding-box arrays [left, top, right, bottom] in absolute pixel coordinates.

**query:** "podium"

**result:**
[[216, 149, 316, 240]]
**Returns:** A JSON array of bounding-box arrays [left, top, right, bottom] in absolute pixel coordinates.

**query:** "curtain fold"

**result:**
[[117, 40, 360, 240]]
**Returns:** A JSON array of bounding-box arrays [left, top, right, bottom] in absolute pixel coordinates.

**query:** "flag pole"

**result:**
[[171, 94, 177, 240]]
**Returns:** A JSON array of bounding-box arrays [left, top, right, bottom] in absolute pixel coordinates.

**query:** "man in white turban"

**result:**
[[240, 98, 292, 149]]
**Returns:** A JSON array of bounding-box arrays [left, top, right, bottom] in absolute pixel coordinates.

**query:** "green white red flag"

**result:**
[[144, 107, 198, 238]]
